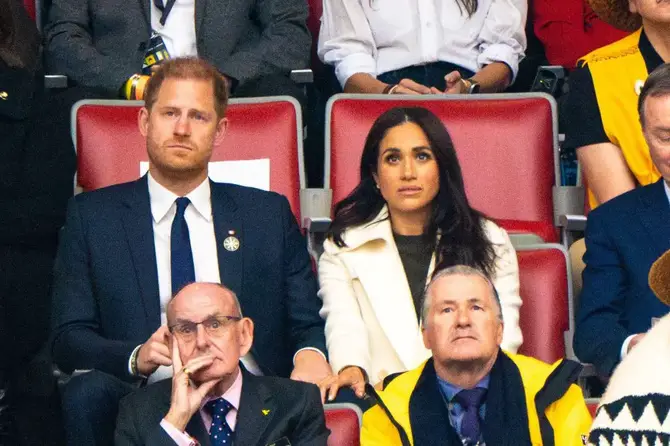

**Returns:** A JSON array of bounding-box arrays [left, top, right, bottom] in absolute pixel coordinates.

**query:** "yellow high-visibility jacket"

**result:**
[[361, 353, 592, 445]]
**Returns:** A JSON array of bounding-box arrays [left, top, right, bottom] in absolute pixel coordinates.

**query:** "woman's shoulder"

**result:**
[[480, 218, 511, 245]]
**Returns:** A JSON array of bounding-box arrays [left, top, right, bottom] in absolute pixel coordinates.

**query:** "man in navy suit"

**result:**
[[51, 57, 331, 446], [574, 63, 670, 377]]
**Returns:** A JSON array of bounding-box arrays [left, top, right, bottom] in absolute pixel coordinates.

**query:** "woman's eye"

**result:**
[[417, 152, 432, 160]]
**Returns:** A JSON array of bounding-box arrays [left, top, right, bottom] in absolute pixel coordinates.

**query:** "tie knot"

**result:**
[[175, 197, 191, 216], [205, 397, 234, 417], [454, 387, 487, 409]]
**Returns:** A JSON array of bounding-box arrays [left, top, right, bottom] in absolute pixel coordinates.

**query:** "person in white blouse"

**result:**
[[318, 0, 527, 95], [316, 107, 523, 401]]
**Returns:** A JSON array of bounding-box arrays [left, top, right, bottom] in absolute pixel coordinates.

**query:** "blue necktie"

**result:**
[[171, 197, 195, 295], [205, 398, 235, 446], [454, 387, 487, 445]]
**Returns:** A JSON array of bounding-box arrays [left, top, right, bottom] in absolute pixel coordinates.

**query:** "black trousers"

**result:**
[[0, 243, 65, 446], [377, 61, 475, 91]]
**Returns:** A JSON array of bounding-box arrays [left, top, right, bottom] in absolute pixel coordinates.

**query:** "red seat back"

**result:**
[[326, 94, 559, 242], [324, 403, 362, 446], [23, 0, 36, 20], [516, 244, 571, 364], [74, 97, 304, 219]]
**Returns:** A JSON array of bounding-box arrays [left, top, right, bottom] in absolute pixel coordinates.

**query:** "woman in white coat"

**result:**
[[317, 107, 522, 400]]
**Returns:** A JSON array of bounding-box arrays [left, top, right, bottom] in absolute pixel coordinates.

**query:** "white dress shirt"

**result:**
[[150, 0, 198, 58], [317, 0, 527, 88]]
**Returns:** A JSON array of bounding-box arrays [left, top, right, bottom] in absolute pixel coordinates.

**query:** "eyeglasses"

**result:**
[[169, 316, 241, 342]]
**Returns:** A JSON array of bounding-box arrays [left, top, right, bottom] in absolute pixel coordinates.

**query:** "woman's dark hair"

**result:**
[[328, 106, 497, 278], [0, 0, 40, 71], [456, 0, 478, 17]]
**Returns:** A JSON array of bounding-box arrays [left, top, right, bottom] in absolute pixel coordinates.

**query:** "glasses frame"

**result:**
[[168, 315, 242, 342]]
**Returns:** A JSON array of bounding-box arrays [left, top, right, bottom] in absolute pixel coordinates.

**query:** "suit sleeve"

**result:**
[[317, 241, 372, 376], [292, 384, 330, 445], [278, 197, 327, 357], [218, 0, 310, 83], [573, 209, 630, 376], [44, 0, 135, 92], [51, 198, 138, 379], [116, 395, 180, 446]]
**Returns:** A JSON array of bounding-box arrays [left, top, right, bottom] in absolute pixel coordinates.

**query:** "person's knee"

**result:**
[[61, 371, 123, 416]]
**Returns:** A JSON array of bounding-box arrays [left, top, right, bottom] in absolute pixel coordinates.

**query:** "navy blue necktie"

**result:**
[[205, 398, 235, 446], [171, 197, 195, 295], [454, 387, 487, 445]]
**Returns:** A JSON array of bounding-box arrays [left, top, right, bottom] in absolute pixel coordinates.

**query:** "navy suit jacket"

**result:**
[[574, 179, 670, 376], [51, 177, 326, 380]]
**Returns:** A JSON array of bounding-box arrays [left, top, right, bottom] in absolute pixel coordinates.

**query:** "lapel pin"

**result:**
[[223, 229, 240, 252], [262, 409, 271, 416], [635, 79, 644, 96]]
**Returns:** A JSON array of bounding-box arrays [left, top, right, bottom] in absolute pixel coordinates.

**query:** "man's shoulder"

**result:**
[[580, 30, 642, 67], [210, 182, 288, 208], [253, 375, 318, 402], [589, 182, 658, 222], [72, 179, 143, 209], [120, 378, 172, 409]]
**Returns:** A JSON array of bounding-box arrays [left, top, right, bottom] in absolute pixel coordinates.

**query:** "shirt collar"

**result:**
[[663, 181, 670, 209], [201, 366, 244, 412], [639, 29, 664, 74], [437, 374, 490, 402], [147, 172, 212, 223]]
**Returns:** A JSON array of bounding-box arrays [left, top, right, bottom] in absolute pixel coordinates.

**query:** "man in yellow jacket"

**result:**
[[361, 265, 592, 445]]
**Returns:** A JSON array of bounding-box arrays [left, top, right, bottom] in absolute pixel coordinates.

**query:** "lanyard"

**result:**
[[153, 0, 177, 26]]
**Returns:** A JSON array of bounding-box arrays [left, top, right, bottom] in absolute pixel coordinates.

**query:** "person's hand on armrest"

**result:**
[[343, 72, 432, 95], [290, 349, 333, 385], [577, 142, 637, 206], [318, 365, 367, 403]]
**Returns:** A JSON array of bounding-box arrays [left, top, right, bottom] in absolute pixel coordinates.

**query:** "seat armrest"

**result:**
[[45, 74, 69, 89], [303, 217, 332, 233], [558, 214, 587, 232], [290, 69, 314, 84]]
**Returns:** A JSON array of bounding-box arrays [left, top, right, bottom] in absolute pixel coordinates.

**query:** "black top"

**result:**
[[393, 233, 435, 319], [563, 30, 664, 150]]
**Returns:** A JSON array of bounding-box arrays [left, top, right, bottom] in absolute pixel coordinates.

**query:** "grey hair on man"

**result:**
[[638, 63, 670, 128], [167, 282, 244, 319], [421, 265, 503, 326]]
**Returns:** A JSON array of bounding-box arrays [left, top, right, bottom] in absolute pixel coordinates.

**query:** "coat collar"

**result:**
[[336, 206, 394, 252]]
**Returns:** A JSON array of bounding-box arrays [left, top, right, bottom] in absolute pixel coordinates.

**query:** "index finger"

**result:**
[[171, 337, 183, 371], [399, 78, 431, 94]]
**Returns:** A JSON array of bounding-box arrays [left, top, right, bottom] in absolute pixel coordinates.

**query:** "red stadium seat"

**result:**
[[72, 97, 305, 220], [516, 244, 573, 364], [23, 0, 36, 20], [586, 399, 600, 418], [324, 403, 362, 446], [325, 93, 560, 243]]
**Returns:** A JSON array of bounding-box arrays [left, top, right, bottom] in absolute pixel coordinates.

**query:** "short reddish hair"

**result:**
[[144, 57, 229, 118]]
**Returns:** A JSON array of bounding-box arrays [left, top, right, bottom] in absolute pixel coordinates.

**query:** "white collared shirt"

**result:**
[[150, 0, 198, 58], [317, 0, 527, 88]]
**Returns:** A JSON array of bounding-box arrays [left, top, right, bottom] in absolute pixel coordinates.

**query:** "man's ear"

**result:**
[[214, 117, 228, 145], [138, 107, 150, 137], [238, 318, 254, 357], [496, 321, 504, 347], [422, 325, 431, 350]]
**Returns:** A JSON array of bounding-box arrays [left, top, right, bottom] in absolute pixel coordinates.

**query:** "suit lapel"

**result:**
[[210, 181, 244, 299], [234, 372, 276, 445], [138, 0, 151, 29], [637, 179, 670, 245], [347, 218, 429, 369], [186, 415, 212, 446], [120, 177, 161, 329], [194, 0, 207, 38]]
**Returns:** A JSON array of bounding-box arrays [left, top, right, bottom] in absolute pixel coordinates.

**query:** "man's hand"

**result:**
[[290, 350, 332, 385], [136, 325, 172, 376], [318, 366, 367, 403], [627, 333, 646, 353], [164, 341, 220, 431], [392, 78, 432, 95], [444, 70, 467, 94]]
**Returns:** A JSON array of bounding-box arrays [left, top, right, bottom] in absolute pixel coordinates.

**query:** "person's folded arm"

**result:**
[[577, 142, 637, 206], [573, 210, 631, 376], [44, 0, 135, 92], [218, 0, 311, 84], [51, 198, 139, 380], [317, 240, 372, 377], [317, 0, 380, 91], [475, 0, 527, 91]]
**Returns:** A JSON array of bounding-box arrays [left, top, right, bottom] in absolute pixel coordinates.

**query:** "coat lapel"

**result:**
[[210, 181, 244, 299], [637, 179, 670, 246], [343, 209, 430, 369], [234, 371, 276, 445], [120, 176, 161, 329]]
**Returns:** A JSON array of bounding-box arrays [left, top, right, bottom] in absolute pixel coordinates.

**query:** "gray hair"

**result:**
[[639, 63, 670, 128], [421, 265, 502, 326], [168, 282, 243, 319]]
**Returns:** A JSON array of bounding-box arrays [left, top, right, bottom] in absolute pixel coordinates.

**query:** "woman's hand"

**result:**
[[317, 366, 367, 403]]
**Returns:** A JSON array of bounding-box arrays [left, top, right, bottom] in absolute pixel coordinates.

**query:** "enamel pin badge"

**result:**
[[223, 230, 240, 252]]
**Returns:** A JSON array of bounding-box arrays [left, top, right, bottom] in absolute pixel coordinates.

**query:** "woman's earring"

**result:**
[[375, 183, 380, 189]]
